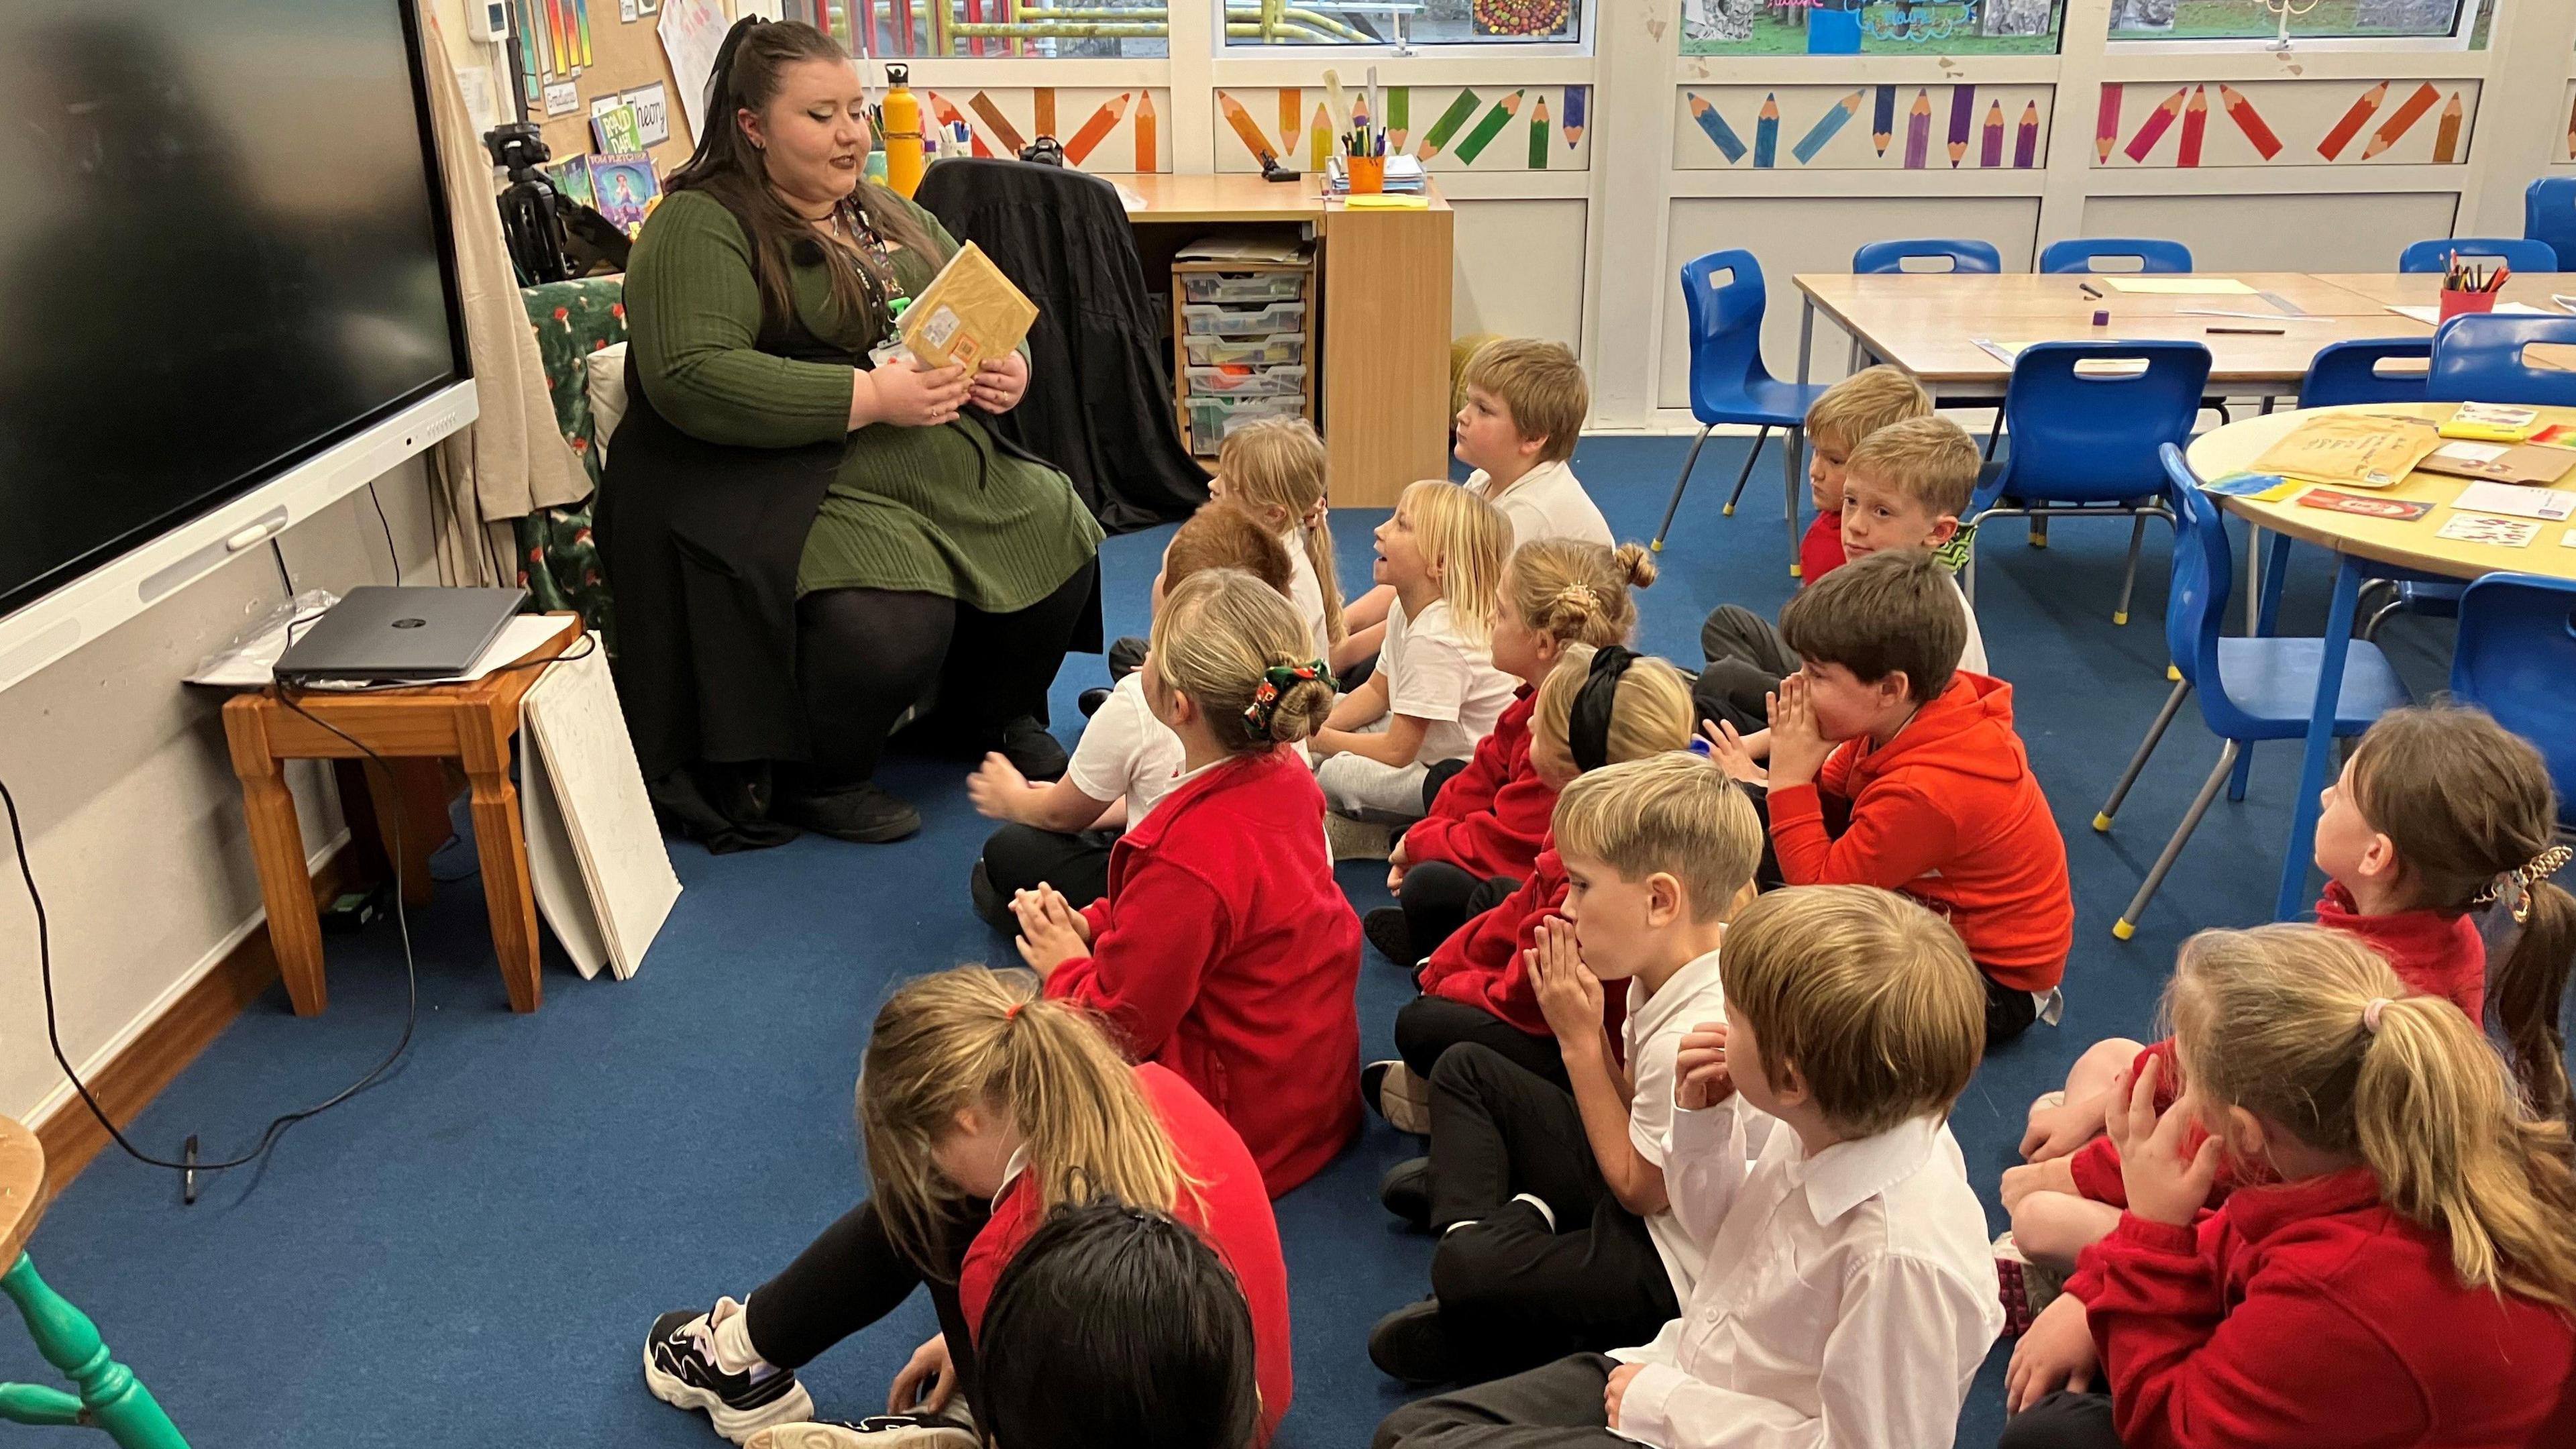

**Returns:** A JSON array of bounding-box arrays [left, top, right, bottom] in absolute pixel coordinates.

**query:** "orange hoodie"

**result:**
[[1766, 672, 2071, 991]]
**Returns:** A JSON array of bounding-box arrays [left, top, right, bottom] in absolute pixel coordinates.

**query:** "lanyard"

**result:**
[[828, 201, 910, 347]]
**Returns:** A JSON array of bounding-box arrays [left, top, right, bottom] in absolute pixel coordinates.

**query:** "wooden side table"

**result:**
[[220, 616, 579, 1015]]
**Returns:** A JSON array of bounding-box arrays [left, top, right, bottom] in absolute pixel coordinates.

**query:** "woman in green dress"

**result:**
[[599, 19, 1102, 847]]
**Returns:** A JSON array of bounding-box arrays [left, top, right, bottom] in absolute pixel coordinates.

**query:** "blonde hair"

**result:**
[[1805, 365, 1933, 454], [1532, 644, 1695, 771], [2168, 924, 2576, 1312], [1216, 419, 1343, 645], [1720, 886, 1986, 1136], [859, 968, 1190, 1278], [1842, 415, 1980, 517], [2347, 706, 2575, 1127], [1551, 751, 1761, 923], [1462, 338, 1589, 465], [1147, 569, 1335, 754], [1397, 480, 1511, 647], [1166, 501, 1292, 598], [1502, 539, 1655, 648]]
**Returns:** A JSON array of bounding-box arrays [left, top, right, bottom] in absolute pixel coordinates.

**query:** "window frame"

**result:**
[[1214, 0, 1599, 58]]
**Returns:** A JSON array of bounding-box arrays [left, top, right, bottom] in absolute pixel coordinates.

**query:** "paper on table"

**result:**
[[186, 613, 573, 689], [2451, 480, 2576, 521], [2252, 411, 2443, 489], [2434, 514, 2540, 547], [1971, 337, 2022, 364], [2384, 303, 2554, 325], [2101, 276, 2257, 295]]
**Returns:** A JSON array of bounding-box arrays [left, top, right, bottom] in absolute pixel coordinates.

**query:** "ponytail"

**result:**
[[1148, 569, 1336, 755], [1215, 419, 1344, 646], [1502, 538, 1654, 650], [1530, 644, 1694, 771]]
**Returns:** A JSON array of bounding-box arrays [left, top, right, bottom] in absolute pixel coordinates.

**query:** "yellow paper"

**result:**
[[900, 240, 1039, 372], [2251, 413, 2443, 490], [2100, 276, 2258, 295], [1340, 194, 1430, 210]]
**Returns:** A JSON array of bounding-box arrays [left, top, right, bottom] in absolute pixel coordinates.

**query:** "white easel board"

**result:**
[[519, 637, 680, 979]]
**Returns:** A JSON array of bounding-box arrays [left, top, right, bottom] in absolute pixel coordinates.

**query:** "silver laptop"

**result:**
[[274, 586, 529, 683]]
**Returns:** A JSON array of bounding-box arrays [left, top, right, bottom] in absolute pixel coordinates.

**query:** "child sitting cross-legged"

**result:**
[[2000, 924, 2576, 1449], [1375, 884, 2002, 1449], [1367, 752, 1761, 1387], [1705, 547, 2070, 1049]]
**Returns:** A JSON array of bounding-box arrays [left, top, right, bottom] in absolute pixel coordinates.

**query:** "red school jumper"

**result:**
[[1400, 688, 1557, 884], [1798, 512, 1847, 587], [1413, 847, 1570, 1038], [1045, 748, 1361, 1197], [2070, 1167, 2576, 1449], [1766, 671, 2071, 994], [959, 1063, 1293, 1441]]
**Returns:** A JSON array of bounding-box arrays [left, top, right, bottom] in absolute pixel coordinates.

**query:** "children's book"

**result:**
[[2438, 402, 2542, 444], [586, 154, 658, 237], [590, 103, 644, 154], [899, 240, 1038, 372], [544, 156, 596, 211]]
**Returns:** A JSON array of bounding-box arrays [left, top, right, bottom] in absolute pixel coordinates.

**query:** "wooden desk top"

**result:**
[[1094, 171, 1450, 221], [1799, 271, 2387, 321], [227, 614, 583, 759], [0, 1116, 46, 1267], [2307, 272, 2576, 311], [2186, 402, 2576, 582]]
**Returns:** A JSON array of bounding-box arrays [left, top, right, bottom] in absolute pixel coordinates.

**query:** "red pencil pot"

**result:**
[[1345, 154, 1385, 195], [2439, 288, 2499, 321]]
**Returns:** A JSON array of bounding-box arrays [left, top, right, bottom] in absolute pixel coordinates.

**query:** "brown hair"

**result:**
[[1148, 569, 1335, 753], [1165, 502, 1292, 598], [1217, 419, 1343, 646], [859, 968, 1189, 1279], [1805, 366, 1934, 454], [2347, 705, 2576, 1126], [2169, 924, 2576, 1312], [1462, 338, 1589, 464], [1776, 549, 1966, 703], [1719, 886, 1986, 1136], [1397, 480, 1512, 647], [665, 20, 936, 341], [1501, 539, 1655, 649], [1843, 415, 1980, 518], [1551, 752, 1762, 923], [1531, 645, 1695, 772]]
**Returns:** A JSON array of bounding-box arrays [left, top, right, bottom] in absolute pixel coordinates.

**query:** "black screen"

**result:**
[[0, 0, 466, 618]]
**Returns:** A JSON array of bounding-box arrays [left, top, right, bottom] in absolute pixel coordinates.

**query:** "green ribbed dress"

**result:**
[[623, 187, 1101, 609]]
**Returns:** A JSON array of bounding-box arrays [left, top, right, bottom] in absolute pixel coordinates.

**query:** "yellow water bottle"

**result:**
[[882, 62, 924, 199]]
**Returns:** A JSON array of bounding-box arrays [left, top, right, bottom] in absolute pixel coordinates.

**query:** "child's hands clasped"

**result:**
[[1699, 720, 1768, 786], [1763, 673, 1833, 788], [1386, 837, 1411, 894], [1011, 882, 1093, 978], [1674, 1020, 1733, 1111], [2004, 1294, 2098, 1414], [1525, 917, 1605, 1053], [2106, 1058, 2222, 1228]]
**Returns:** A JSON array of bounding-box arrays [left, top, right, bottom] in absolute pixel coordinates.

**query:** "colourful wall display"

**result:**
[[919, 87, 1169, 172], [1682, 0, 2063, 57], [1673, 85, 2051, 170], [2089, 79, 2477, 169], [1212, 87, 1593, 172]]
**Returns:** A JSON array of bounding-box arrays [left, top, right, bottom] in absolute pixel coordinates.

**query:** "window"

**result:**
[[2106, 0, 2469, 44], [800, 0, 1172, 59], [1222, 0, 1582, 49], [1682, 0, 2063, 57]]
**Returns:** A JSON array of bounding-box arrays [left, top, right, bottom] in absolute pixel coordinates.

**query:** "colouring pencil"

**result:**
[[1948, 86, 1975, 168], [1454, 90, 1523, 166], [2096, 83, 2121, 164], [1034, 89, 1057, 142], [573, 0, 592, 68], [2318, 80, 2387, 161], [1220, 94, 1275, 165], [1530, 97, 1549, 169], [2218, 85, 2282, 160], [1563, 86, 1586, 148], [2431, 91, 2461, 164], [2015, 101, 2039, 168], [1417, 89, 1482, 160], [932, 94, 989, 158], [1754, 93, 1780, 169], [2124, 86, 2186, 164], [1064, 94, 1126, 165], [1281, 89, 1300, 153], [1390, 87, 1409, 152], [971, 91, 1028, 156], [1134, 89, 1157, 170], [1873, 85, 1896, 156], [2177, 85, 2206, 168], [1902, 89, 1930, 170], [1309, 101, 1331, 172], [2360, 81, 2439, 160], [1790, 90, 1862, 166], [1688, 93, 1746, 164], [1981, 99, 2005, 168]]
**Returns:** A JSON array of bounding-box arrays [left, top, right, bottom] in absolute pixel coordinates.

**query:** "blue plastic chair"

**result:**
[[2396, 237, 2559, 275], [2427, 314, 2576, 408], [2094, 445, 2414, 938], [2299, 339, 2431, 408], [2038, 237, 2193, 275], [2451, 574, 2576, 833], [1654, 250, 1833, 574], [1966, 341, 2211, 624], [1851, 238, 2002, 275], [2522, 178, 2576, 270]]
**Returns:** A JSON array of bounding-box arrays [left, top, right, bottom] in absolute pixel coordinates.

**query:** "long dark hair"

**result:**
[[665, 19, 937, 339]]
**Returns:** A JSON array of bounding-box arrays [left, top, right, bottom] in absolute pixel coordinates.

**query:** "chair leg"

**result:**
[[2360, 596, 2405, 641], [2030, 513, 2049, 549], [2227, 741, 2255, 802], [1652, 423, 1716, 553], [2114, 739, 2242, 941], [2112, 511, 2151, 626], [1782, 429, 1804, 577], [2096, 680, 2192, 831], [1719, 425, 1769, 517], [1982, 411, 2004, 460], [1, 1253, 189, 1449]]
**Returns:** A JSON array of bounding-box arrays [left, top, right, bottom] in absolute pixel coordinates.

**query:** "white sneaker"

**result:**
[[747, 1409, 977, 1449], [644, 1306, 817, 1445]]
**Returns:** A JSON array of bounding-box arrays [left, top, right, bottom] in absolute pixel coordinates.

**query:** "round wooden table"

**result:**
[[2185, 401, 2576, 918]]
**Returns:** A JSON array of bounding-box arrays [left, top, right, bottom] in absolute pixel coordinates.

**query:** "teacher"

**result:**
[[598, 18, 1102, 848]]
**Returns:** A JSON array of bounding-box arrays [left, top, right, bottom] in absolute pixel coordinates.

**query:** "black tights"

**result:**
[[796, 559, 1097, 789], [744, 1197, 990, 1406]]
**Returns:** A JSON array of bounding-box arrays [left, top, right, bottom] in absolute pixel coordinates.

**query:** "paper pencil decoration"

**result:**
[[1791, 91, 1862, 166], [547, 0, 567, 77], [1309, 102, 1331, 171], [932, 95, 989, 158], [971, 92, 1028, 156], [1529, 97, 1549, 169], [1280, 89, 1300, 152], [1389, 87, 1409, 151], [1064, 93, 1126, 165], [2318, 81, 2387, 161], [1563, 87, 1585, 148], [1034, 89, 1057, 141], [2015, 101, 2039, 168], [574, 0, 592, 67], [1417, 89, 1482, 160], [1873, 85, 1896, 156], [2178, 85, 2207, 168], [1981, 99, 2005, 168], [1135, 90, 1157, 170], [2096, 83, 2121, 164], [1220, 93, 1275, 162], [2125, 87, 2187, 164], [2568, 90, 2575, 160], [2360, 82, 2440, 160], [1902, 90, 1931, 170], [1948, 87, 1975, 168], [1754, 94, 1780, 169], [1454, 91, 1523, 166], [2430, 91, 2461, 164], [2219, 85, 2282, 160], [1352, 94, 1369, 131], [1688, 94, 1746, 164]]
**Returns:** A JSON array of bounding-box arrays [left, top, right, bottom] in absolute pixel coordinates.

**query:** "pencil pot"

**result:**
[[1345, 154, 1385, 195], [2438, 289, 2498, 321]]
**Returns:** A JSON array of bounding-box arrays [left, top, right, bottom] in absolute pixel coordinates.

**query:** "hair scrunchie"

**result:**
[[2361, 997, 2392, 1034], [1242, 661, 1335, 741], [1568, 645, 1638, 774]]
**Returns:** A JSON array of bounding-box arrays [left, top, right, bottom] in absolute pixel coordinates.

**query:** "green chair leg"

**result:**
[[1, 1253, 189, 1449]]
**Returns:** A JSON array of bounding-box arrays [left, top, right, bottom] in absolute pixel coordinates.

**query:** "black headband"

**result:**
[[1568, 645, 1638, 774]]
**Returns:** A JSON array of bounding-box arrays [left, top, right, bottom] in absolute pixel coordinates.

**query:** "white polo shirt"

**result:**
[[1468, 459, 1613, 549]]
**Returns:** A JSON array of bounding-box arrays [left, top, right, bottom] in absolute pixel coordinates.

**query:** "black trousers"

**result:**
[[1693, 604, 1797, 735], [1375, 1352, 1627, 1449], [796, 559, 1097, 790], [743, 1196, 992, 1405], [1397, 995, 1568, 1089], [1998, 1391, 2121, 1449], [1421, 757, 1472, 814], [973, 822, 1117, 931], [1986, 973, 2039, 1049], [1398, 863, 1521, 966], [1424, 1045, 1679, 1377]]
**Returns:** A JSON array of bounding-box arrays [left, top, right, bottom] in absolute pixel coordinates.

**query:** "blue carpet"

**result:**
[[9, 433, 2459, 1448]]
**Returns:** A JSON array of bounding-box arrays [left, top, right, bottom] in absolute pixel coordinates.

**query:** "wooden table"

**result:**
[[1099, 172, 1454, 508], [221, 616, 580, 1016], [2186, 403, 2576, 918]]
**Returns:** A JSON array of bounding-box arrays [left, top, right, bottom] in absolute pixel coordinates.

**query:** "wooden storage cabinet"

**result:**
[[1171, 258, 1319, 457]]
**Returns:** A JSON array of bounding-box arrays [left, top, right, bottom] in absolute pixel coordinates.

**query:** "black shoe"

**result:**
[[1368, 1298, 1476, 1386], [996, 716, 1069, 782], [1364, 907, 1415, 968], [643, 1306, 815, 1443], [1106, 635, 1148, 680], [1077, 686, 1112, 718], [1379, 1155, 1432, 1230], [969, 858, 1014, 933], [775, 784, 921, 844]]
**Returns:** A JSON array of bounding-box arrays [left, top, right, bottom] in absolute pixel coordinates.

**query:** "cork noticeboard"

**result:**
[[521, 0, 707, 176]]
